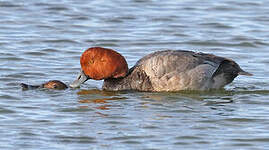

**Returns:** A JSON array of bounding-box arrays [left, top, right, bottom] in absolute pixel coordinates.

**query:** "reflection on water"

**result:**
[[77, 89, 127, 111], [77, 89, 120, 96], [1, 0, 269, 149], [79, 95, 127, 110], [79, 97, 127, 104]]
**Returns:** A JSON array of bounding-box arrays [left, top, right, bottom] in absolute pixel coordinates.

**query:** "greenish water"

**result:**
[[1, 0, 269, 149]]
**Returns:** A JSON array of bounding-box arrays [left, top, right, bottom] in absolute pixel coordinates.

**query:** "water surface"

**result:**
[[1, 0, 269, 149]]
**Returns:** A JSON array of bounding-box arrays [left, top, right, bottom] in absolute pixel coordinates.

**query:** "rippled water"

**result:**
[[1, 0, 269, 149]]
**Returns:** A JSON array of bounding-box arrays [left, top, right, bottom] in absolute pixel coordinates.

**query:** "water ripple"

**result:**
[[54, 135, 97, 144], [0, 0, 269, 149]]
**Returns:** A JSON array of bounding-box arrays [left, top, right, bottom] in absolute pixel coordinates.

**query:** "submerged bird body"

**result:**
[[21, 80, 68, 90], [70, 47, 252, 92]]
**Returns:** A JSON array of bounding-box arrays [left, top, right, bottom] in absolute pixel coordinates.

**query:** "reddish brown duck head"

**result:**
[[70, 47, 128, 88]]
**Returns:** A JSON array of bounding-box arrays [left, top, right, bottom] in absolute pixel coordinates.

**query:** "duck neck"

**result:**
[[102, 66, 153, 91]]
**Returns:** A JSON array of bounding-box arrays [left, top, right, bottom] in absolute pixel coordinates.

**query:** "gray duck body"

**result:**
[[102, 50, 252, 92]]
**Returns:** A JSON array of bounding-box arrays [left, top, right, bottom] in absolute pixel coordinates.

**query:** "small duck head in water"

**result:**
[[21, 80, 68, 90]]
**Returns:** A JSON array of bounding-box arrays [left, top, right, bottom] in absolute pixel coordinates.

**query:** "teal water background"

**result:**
[[1, 0, 269, 149]]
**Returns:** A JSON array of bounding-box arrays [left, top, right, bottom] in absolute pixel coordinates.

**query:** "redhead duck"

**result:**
[[21, 80, 68, 90], [70, 47, 252, 91]]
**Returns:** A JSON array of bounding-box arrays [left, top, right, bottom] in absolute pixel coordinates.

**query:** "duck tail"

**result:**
[[20, 83, 30, 90], [238, 70, 253, 76], [20, 83, 40, 90]]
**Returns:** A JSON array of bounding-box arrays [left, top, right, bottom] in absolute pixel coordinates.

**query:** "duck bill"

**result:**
[[70, 70, 89, 88]]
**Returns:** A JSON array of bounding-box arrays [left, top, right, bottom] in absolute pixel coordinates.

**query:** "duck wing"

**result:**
[[135, 50, 221, 78]]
